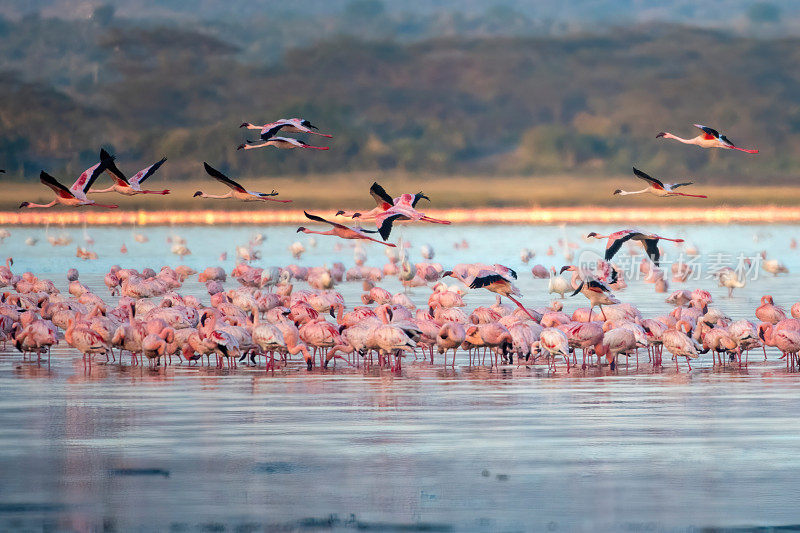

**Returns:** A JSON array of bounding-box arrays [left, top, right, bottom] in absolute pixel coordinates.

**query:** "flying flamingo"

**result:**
[[587, 229, 684, 266], [91, 149, 169, 195], [240, 118, 333, 138], [614, 167, 707, 198], [656, 124, 758, 154], [194, 163, 292, 202], [336, 182, 430, 219], [20, 163, 118, 209], [356, 183, 450, 240], [237, 137, 329, 151], [297, 211, 397, 247]]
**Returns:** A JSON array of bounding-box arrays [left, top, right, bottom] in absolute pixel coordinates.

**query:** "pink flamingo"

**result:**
[[657, 124, 758, 154], [587, 229, 684, 267], [91, 149, 169, 195], [194, 163, 291, 203], [240, 118, 333, 138], [21, 164, 118, 209], [237, 136, 329, 151], [614, 167, 707, 198], [297, 211, 397, 247]]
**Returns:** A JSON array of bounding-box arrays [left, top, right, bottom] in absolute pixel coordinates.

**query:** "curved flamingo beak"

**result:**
[[656, 132, 666, 138], [18, 202, 28, 209], [193, 191, 202, 197], [559, 266, 571, 274]]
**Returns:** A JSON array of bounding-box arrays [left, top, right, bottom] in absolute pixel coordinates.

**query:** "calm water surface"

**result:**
[[1, 223, 800, 531]]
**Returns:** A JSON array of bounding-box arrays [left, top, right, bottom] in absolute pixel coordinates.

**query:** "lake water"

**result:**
[[1, 223, 799, 531]]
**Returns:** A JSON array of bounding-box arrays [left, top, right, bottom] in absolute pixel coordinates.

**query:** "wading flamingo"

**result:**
[[568, 277, 620, 322]]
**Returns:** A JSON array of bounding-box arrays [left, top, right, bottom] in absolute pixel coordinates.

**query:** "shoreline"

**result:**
[[1, 206, 799, 226]]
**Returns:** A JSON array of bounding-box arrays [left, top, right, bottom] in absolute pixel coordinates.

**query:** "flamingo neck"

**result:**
[[24, 200, 58, 208], [618, 188, 648, 196], [300, 229, 333, 236], [664, 133, 697, 144], [200, 192, 232, 199]]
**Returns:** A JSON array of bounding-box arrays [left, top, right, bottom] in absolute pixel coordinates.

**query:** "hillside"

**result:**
[[0, 16, 798, 184]]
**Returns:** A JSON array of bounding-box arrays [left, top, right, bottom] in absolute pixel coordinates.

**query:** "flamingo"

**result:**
[[20, 164, 118, 209], [755, 296, 786, 324], [240, 118, 333, 138], [614, 167, 707, 198], [569, 278, 620, 322], [436, 322, 466, 366], [237, 137, 329, 151], [445, 269, 537, 321], [548, 266, 571, 298], [353, 183, 451, 239], [656, 124, 758, 154], [194, 163, 292, 202], [336, 182, 430, 220], [537, 328, 570, 371], [662, 320, 700, 371], [587, 229, 684, 266], [715, 267, 746, 297], [297, 211, 397, 247], [91, 149, 169, 195]]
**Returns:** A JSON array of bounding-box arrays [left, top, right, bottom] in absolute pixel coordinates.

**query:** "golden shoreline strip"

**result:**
[[0, 207, 798, 226]]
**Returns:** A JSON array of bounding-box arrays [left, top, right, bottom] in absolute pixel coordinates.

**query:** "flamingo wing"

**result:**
[[259, 124, 285, 141], [670, 182, 693, 189], [40, 171, 75, 199], [70, 160, 108, 198], [632, 167, 664, 190], [412, 192, 430, 207], [298, 119, 318, 130], [694, 124, 720, 139], [469, 273, 505, 289], [100, 149, 129, 186], [644, 238, 661, 266], [604, 232, 636, 261], [571, 281, 584, 297], [303, 210, 341, 228], [718, 134, 737, 148], [203, 162, 247, 193], [586, 279, 611, 293], [377, 213, 406, 241], [131, 158, 167, 186], [369, 182, 394, 210]]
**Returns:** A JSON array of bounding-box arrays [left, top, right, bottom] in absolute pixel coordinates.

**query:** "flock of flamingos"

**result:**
[[6, 118, 800, 375]]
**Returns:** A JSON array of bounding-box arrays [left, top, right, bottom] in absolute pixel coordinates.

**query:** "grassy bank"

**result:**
[[4, 173, 800, 211]]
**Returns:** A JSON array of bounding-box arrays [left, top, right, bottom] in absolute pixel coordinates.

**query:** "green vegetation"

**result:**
[[1, 10, 800, 189]]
